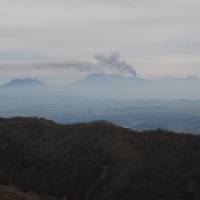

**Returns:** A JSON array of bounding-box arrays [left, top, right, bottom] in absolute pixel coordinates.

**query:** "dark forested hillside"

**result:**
[[0, 117, 200, 200], [0, 185, 40, 200]]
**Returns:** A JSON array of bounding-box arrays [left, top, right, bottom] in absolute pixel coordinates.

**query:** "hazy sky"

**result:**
[[0, 0, 200, 84]]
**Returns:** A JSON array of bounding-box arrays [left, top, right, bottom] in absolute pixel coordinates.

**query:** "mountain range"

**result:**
[[67, 73, 200, 99], [1, 74, 200, 99]]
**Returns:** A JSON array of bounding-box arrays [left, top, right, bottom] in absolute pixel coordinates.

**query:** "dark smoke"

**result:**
[[95, 53, 137, 77], [0, 53, 137, 77]]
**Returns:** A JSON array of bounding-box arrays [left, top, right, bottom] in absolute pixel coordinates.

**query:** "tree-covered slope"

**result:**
[[0, 117, 200, 200]]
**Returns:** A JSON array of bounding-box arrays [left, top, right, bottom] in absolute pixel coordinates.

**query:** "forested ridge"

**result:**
[[0, 117, 200, 200]]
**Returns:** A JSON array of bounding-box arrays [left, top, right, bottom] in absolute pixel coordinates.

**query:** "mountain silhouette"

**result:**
[[67, 73, 148, 98], [0, 117, 200, 200], [1, 79, 48, 89], [66, 73, 200, 99]]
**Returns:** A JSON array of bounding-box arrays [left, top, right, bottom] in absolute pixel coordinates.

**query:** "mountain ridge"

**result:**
[[66, 73, 200, 99], [0, 117, 200, 199]]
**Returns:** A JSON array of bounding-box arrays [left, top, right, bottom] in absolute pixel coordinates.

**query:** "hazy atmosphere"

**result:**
[[0, 0, 200, 85], [1, 1, 200, 200]]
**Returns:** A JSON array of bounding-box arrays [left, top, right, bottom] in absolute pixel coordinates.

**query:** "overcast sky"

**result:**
[[0, 0, 200, 84]]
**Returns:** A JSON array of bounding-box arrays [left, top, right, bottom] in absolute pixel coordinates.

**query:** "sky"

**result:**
[[0, 0, 200, 85]]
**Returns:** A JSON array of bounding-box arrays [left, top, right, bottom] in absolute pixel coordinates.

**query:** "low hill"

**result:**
[[0, 117, 200, 199]]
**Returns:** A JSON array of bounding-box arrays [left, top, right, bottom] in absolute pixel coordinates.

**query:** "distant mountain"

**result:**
[[86, 72, 140, 80], [1, 78, 48, 89], [0, 117, 200, 200], [85, 73, 148, 85], [67, 73, 149, 99], [66, 73, 200, 99], [162, 76, 200, 82]]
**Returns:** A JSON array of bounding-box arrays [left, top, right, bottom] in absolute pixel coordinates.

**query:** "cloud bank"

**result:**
[[0, 0, 200, 78]]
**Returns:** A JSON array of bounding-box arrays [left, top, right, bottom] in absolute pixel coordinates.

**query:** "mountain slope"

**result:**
[[0, 185, 58, 200], [67, 73, 149, 99], [67, 73, 200, 99], [1, 79, 49, 90], [0, 117, 200, 199], [0, 185, 40, 200]]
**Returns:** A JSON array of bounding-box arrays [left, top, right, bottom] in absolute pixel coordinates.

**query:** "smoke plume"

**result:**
[[94, 53, 137, 77], [0, 53, 137, 77]]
